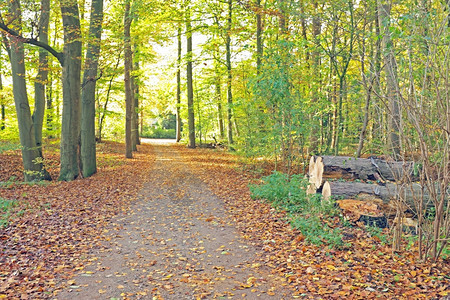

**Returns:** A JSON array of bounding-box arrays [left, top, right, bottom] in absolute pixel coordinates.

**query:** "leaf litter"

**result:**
[[0, 140, 448, 299]]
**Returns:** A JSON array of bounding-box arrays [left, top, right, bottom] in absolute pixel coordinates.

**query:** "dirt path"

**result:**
[[58, 141, 292, 299]]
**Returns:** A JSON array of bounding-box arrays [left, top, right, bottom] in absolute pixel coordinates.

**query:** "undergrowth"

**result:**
[[0, 198, 17, 228], [250, 171, 345, 248]]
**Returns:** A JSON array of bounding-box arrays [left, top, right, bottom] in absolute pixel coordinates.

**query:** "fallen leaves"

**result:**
[[179, 145, 450, 299], [0, 141, 155, 298]]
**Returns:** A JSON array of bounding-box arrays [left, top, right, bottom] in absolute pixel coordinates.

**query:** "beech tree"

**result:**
[[81, 0, 103, 177]]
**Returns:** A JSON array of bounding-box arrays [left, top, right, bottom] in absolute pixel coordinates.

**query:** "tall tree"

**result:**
[[378, 0, 401, 159], [186, 4, 195, 148], [80, 0, 103, 177], [32, 0, 49, 158], [133, 44, 140, 146], [124, 0, 134, 158], [59, 0, 83, 181], [0, 47, 4, 131], [226, 0, 233, 145], [176, 25, 182, 142], [4, 0, 49, 181]]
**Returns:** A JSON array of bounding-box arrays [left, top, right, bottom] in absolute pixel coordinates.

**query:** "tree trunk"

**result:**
[[59, 0, 82, 181], [318, 155, 417, 181], [186, 8, 195, 148], [133, 45, 140, 146], [255, 0, 262, 75], [216, 75, 224, 140], [46, 64, 53, 137], [7, 0, 48, 181], [124, 0, 133, 158], [226, 0, 233, 145], [0, 59, 4, 130], [378, 0, 401, 159], [309, 0, 321, 154], [130, 56, 137, 152], [97, 54, 120, 142], [80, 0, 103, 178], [32, 0, 49, 158], [176, 25, 182, 142], [324, 181, 447, 208]]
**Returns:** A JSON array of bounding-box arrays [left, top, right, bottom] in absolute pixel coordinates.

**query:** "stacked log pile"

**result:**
[[307, 155, 449, 228]]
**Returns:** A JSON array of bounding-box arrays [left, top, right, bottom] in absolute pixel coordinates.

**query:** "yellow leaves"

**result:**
[[117, 284, 125, 289], [326, 264, 336, 271], [98, 289, 106, 294]]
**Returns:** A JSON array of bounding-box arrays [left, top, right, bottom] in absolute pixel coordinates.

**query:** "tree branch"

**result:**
[[0, 22, 63, 65]]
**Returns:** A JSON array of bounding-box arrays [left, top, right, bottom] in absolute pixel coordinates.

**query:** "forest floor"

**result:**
[[0, 139, 449, 299]]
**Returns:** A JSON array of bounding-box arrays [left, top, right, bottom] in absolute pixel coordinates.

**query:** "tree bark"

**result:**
[[255, 0, 262, 75], [216, 74, 224, 140], [80, 0, 103, 178], [186, 7, 195, 148], [309, 0, 321, 154], [324, 181, 448, 208], [133, 44, 140, 146], [7, 0, 48, 181], [0, 56, 4, 130], [59, 0, 82, 181], [318, 155, 417, 181], [176, 25, 182, 142], [226, 0, 233, 145], [124, 0, 133, 158], [33, 0, 49, 158]]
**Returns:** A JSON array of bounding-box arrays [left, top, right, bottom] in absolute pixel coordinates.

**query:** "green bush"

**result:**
[[141, 127, 176, 139], [250, 171, 344, 248]]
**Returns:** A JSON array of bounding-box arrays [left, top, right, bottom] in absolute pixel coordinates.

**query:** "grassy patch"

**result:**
[[0, 198, 17, 227], [250, 171, 345, 248], [0, 141, 21, 154]]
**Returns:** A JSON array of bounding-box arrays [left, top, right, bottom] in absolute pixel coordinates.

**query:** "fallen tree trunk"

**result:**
[[324, 181, 448, 207], [318, 156, 418, 181]]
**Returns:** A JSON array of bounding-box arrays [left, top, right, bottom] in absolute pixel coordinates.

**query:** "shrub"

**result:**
[[250, 171, 344, 248]]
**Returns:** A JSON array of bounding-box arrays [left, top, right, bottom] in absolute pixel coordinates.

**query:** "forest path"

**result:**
[[58, 140, 291, 299]]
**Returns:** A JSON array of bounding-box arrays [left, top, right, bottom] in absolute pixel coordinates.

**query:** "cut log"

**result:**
[[325, 181, 448, 207], [322, 181, 331, 202], [318, 156, 418, 181], [337, 199, 388, 228], [308, 156, 323, 189]]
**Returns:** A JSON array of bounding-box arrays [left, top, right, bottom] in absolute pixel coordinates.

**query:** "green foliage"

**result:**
[[365, 225, 389, 245], [141, 127, 176, 139], [0, 198, 17, 228], [0, 141, 20, 154], [250, 172, 344, 248]]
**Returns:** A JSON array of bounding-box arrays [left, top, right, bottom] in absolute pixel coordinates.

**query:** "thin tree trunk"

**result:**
[[378, 0, 401, 159], [255, 0, 262, 75], [309, 0, 321, 154], [176, 25, 182, 142], [186, 7, 195, 148], [97, 54, 121, 142], [356, 2, 374, 158], [216, 74, 224, 139], [0, 58, 4, 130], [33, 0, 49, 158], [80, 0, 103, 178], [130, 55, 137, 152], [133, 45, 140, 146], [226, 0, 233, 145], [124, 0, 133, 158]]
